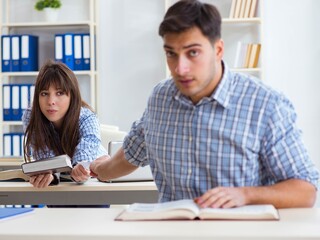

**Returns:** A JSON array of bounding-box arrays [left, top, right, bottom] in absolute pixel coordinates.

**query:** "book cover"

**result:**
[[115, 199, 279, 221], [21, 154, 72, 176], [0, 208, 34, 220]]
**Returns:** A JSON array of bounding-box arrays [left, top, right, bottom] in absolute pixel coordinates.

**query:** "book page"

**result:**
[[116, 199, 200, 221], [199, 204, 279, 220]]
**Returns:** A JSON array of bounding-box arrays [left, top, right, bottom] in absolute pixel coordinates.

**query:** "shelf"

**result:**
[[230, 68, 262, 72], [1, 71, 97, 77], [222, 18, 261, 24], [1, 21, 95, 28], [1, 121, 23, 126]]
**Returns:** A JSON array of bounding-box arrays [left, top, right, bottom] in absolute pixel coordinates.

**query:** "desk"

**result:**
[[0, 208, 319, 240], [0, 179, 158, 205]]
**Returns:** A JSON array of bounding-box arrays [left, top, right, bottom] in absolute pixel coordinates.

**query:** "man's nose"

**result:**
[[175, 56, 190, 75]]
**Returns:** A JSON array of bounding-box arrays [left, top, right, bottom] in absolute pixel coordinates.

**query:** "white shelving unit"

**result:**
[[164, 0, 262, 79], [0, 0, 99, 157]]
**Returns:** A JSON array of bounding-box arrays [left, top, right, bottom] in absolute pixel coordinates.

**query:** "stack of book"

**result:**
[[229, 0, 258, 19]]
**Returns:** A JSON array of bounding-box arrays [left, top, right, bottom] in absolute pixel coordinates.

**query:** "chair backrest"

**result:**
[[100, 124, 127, 153]]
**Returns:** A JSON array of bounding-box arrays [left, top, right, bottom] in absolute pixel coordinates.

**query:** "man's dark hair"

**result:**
[[159, 0, 221, 42]]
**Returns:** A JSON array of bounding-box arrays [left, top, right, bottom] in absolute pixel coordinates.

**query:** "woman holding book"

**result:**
[[23, 60, 108, 189]]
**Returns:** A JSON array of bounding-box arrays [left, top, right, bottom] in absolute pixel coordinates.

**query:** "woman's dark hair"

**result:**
[[24, 60, 92, 161], [159, 0, 221, 43]]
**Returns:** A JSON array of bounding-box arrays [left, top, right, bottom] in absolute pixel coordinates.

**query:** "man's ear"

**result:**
[[214, 39, 224, 60]]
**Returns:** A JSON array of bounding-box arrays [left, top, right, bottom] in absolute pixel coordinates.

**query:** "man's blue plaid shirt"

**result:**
[[124, 63, 319, 202]]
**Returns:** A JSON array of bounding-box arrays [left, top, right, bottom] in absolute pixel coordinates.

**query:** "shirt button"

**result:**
[[188, 168, 192, 174], [189, 137, 192, 141]]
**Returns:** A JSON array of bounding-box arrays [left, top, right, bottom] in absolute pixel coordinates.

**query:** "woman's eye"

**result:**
[[57, 91, 64, 96], [40, 92, 47, 96], [166, 51, 176, 58]]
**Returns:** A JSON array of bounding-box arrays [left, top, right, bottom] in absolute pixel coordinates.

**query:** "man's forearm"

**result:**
[[95, 148, 138, 181], [244, 179, 317, 208]]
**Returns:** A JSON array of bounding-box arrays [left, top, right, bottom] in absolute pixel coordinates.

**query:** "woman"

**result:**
[[23, 60, 107, 189]]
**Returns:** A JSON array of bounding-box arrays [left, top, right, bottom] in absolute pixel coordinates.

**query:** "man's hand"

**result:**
[[71, 164, 91, 182], [89, 155, 110, 178], [194, 187, 247, 208], [29, 173, 54, 188]]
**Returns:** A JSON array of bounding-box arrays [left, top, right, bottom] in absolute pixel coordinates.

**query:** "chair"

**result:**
[[100, 124, 127, 153]]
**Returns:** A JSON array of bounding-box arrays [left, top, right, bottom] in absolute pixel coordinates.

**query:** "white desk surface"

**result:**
[[0, 178, 157, 192], [0, 208, 319, 240], [0, 179, 158, 205]]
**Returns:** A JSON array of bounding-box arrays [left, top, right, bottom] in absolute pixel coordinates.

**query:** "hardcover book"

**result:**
[[115, 199, 279, 221], [21, 155, 72, 176]]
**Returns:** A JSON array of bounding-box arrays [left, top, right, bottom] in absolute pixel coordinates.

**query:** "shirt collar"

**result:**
[[172, 61, 233, 109]]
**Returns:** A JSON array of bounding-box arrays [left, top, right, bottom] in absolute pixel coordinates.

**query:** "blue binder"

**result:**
[[20, 84, 30, 120], [3, 133, 12, 156], [1, 35, 11, 72], [54, 34, 64, 63], [11, 84, 20, 121], [73, 34, 83, 70], [2, 84, 11, 121], [10, 35, 20, 72], [20, 35, 38, 71], [82, 33, 91, 70], [64, 33, 75, 70]]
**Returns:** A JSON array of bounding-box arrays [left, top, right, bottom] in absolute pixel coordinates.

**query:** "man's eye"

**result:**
[[189, 50, 199, 57]]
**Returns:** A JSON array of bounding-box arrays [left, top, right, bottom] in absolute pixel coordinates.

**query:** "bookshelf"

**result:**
[[164, 0, 262, 79], [0, 0, 99, 157]]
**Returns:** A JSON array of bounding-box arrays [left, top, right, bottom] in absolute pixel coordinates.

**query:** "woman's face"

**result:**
[[39, 84, 71, 129]]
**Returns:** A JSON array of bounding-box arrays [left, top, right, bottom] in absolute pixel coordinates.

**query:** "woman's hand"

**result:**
[[29, 173, 54, 188], [71, 164, 91, 182]]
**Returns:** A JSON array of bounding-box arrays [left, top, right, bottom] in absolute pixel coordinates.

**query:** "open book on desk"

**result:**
[[0, 169, 30, 181], [115, 199, 279, 221], [21, 155, 72, 176]]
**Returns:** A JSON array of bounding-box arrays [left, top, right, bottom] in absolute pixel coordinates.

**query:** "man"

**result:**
[[91, 0, 319, 208]]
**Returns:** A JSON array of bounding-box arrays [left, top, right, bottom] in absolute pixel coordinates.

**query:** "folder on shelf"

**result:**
[[73, 34, 83, 70], [11, 35, 20, 72], [20, 84, 29, 120], [2, 84, 11, 121], [12, 134, 20, 157], [29, 85, 35, 107], [3, 133, 12, 156], [20, 35, 39, 72], [11, 85, 20, 121], [2, 133, 24, 157], [82, 33, 91, 70], [1, 35, 11, 72], [64, 33, 75, 70], [54, 34, 64, 63]]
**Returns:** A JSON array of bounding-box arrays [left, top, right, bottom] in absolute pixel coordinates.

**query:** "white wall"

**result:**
[[97, 0, 166, 131]]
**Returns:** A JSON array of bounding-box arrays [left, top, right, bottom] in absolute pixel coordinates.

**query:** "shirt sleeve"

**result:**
[[72, 111, 107, 163], [261, 95, 319, 189], [123, 110, 148, 167]]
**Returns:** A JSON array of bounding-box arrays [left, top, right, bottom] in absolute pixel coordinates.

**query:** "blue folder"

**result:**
[[55, 34, 64, 64], [0, 208, 34, 220], [20, 35, 38, 72], [10, 35, 20, 72], [1, 35, 11, 72], [64, 33, 75, 70]]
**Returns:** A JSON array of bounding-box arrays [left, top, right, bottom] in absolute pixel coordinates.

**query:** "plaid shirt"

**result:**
[[22, 107, 107, 164], [124, 63, 319, 202]]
